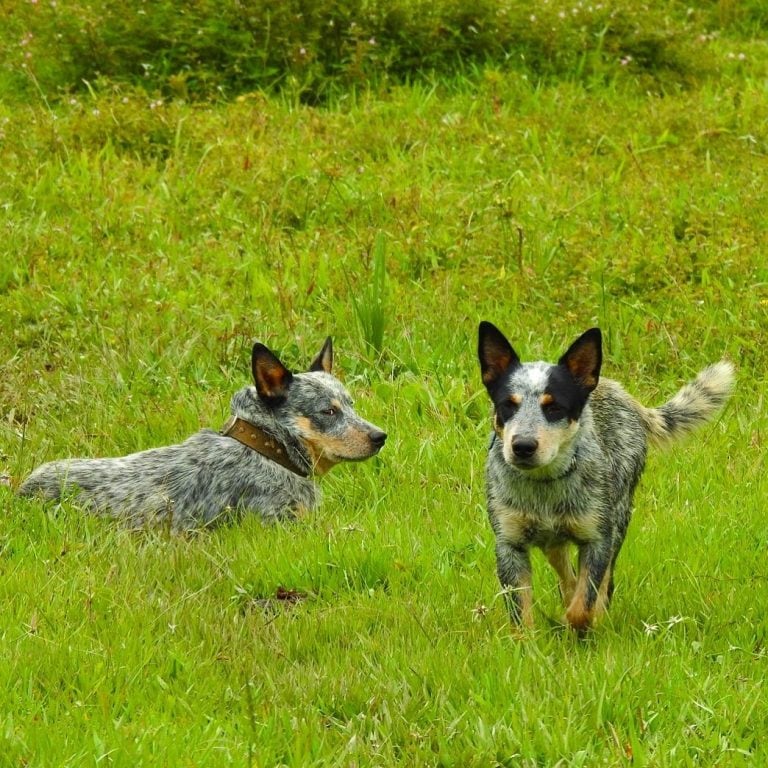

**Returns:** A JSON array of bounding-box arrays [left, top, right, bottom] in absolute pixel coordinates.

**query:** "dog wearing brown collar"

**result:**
[[19, 338, 386, 530]]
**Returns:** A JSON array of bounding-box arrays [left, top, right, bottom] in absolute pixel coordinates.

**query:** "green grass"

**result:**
[[1, 7, 768, 765]]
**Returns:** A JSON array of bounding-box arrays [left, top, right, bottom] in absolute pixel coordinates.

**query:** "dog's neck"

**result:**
[[220, 416, 310, 477]]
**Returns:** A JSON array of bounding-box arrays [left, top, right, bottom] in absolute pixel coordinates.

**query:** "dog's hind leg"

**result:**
[[544, 544, 578, 607], [495, 541, 534, 627]]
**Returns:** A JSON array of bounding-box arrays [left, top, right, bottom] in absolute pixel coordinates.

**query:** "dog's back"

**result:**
[[19, 430, 317, 528]]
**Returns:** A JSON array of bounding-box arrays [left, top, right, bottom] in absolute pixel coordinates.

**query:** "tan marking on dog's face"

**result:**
[[539, 393, 554, 406], [510, 393, 523, 405], [501, 418, 579, 469], [295, 416, 379, 475]]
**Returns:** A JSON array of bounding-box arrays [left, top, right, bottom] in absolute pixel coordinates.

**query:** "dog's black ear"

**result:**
[[559, 328, 602, 392], [309, 336, 333, 374], [478, 321, 520, 393], [252, 343, 293, 403]]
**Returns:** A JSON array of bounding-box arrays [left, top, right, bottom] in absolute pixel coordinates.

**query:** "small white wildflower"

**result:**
[[643, 621, 659, 635]]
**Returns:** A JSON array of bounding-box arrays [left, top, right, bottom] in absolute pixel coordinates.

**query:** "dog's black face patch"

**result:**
[[494, 395, 521, 425], [544, 365, 594, 423]]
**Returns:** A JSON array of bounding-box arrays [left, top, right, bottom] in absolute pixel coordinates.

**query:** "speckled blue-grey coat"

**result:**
[[19, 338, 386, 531], [478, 322, 733, 631]]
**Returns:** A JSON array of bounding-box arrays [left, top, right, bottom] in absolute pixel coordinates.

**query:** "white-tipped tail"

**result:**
[[639, 361, 735, 448]]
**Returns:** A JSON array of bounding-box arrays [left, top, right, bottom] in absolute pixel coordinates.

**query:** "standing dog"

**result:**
[[477, 321, 733, 631], [19, 338, 386, 530]]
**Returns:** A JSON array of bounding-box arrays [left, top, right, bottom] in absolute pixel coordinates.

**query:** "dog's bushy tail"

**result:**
[[639, 361, 734, 448]]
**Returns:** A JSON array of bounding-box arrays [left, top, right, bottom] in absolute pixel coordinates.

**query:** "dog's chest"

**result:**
[[492, 501, 602, 547]]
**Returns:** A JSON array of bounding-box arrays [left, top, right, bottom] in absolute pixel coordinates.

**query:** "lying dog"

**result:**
[[19, 338, 386, 530], [477, 321, 733, 631]]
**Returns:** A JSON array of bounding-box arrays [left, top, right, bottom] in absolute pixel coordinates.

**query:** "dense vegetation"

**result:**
[[1, 0, 766, 99]]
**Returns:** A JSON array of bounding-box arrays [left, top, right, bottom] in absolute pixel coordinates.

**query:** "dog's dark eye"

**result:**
[[497, 400, 518, 422], [322, 407, 338, 417], [542, 402, 566, 421]]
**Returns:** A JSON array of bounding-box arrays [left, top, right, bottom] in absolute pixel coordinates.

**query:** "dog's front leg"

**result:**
[[495, 540, 534, 627], [565, 541, 613, 631]]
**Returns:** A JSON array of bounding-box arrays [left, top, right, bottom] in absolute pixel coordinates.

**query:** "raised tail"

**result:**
[[639, 361, 734, 448]]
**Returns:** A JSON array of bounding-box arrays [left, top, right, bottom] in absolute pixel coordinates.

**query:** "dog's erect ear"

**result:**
[[251, 343, 293, 403], [478, 321, 520, 393], [559, 328, 602, 392], [309, 336, 333, 374]]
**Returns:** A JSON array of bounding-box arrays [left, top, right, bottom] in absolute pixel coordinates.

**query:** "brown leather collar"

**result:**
[[220, 416, 309, 477]]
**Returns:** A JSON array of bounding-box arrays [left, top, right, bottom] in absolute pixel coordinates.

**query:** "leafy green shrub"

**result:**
[[0, 0, 720, 101]]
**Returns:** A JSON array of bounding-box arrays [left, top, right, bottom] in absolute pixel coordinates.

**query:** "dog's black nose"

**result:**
[[512, 437, 538, 458], [369, 430, 387, 449]]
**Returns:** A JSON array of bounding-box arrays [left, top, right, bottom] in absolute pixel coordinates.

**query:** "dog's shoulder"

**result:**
[[587, 378, 648, 470], [589, 379, 645, 428]]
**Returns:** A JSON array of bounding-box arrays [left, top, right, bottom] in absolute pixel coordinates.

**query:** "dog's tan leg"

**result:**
[[516, 571, 535, 628], [495, 540, 534, 628], [565, 545, 613, 632], [544, 544, 577, 607], [594, 565, 614, 617]]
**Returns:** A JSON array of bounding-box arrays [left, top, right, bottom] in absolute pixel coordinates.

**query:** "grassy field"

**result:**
[[1, 4, 767, 765]]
